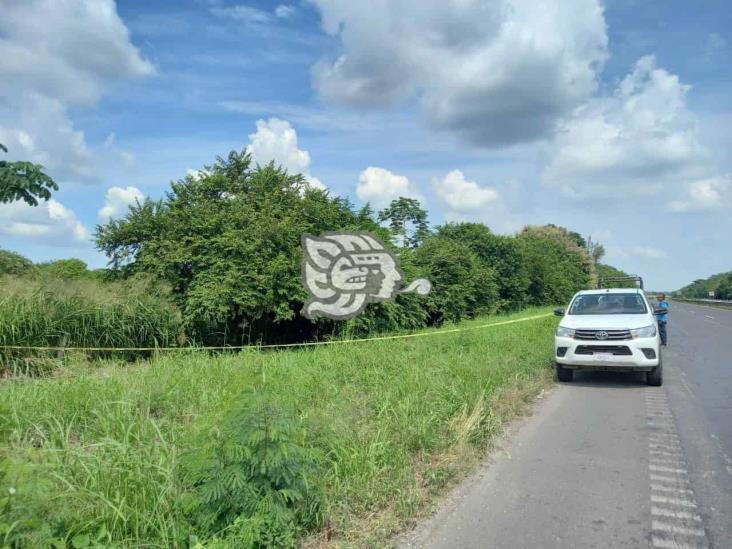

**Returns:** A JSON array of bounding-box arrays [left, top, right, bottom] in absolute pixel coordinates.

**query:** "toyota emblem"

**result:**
[[595, 330, 609, 340]]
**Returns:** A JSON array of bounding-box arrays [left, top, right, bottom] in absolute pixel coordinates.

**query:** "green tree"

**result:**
[[0, 249, 35, 276], [586, 237, 605, 265], [413, 235, 499, 324], [0, 144, 58, 206], [517, 225, 595, 305], [715, 273, 732, 300], [378, 197, 430, 248], [437, 223, 529, 311], [36, 258, 90, 279], [96, 150, 384, 344]]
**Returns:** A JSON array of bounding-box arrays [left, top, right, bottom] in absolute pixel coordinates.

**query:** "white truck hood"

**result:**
[[559, 314, 654, 330]]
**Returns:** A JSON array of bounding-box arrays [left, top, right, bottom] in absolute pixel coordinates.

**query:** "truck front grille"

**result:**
[[574, 329, 632, 341]]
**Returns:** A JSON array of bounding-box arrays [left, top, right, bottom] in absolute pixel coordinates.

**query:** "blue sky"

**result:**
[[1, 0, 730, 290]]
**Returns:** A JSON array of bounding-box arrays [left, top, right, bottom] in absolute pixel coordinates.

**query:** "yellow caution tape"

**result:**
[[0, 312, 554, 353]]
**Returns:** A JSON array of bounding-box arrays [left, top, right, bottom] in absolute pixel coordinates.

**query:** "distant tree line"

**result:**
[[675, 271, 732, 300]]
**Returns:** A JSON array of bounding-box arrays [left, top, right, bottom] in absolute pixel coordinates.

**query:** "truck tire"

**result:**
[[646, 356, 663, 386], [556, 363, 573, 382]]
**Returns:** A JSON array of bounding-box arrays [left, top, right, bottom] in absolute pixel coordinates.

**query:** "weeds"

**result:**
[[0, 308, 557, 547], [0, 275, 182, 375]]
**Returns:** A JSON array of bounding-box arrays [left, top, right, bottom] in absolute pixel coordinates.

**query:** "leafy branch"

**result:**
[[0, 143, 59, 206]]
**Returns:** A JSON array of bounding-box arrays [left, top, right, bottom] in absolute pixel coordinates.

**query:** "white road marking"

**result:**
[[651, 536, 708, 549], [645, 389, 711, 549], [649, 443, 683, 452], [649, 465, 689, 474], [651, 506, 702, 521], [651, 494, 697, 508], [650, 457, 687, 466], [650, 473, 692, 486], [650, 484, 694, 495], [651, 520, 706, 537], [650, 448, 683, 456]]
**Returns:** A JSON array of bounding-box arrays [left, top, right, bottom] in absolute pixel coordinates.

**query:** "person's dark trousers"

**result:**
[[658, 320, 667, 345]]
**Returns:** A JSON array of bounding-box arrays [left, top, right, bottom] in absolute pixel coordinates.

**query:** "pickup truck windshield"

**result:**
[[568, 293, 648, 315]]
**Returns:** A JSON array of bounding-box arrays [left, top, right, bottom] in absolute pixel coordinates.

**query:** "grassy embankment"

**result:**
[[0, 308, 557, 548]]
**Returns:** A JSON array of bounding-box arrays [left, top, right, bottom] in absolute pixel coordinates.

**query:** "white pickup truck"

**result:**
[[554, 288, 662, 386]]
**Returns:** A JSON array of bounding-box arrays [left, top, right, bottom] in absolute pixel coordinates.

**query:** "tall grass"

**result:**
[[0, 308, 557, 547], [0, 275, 182, 375]]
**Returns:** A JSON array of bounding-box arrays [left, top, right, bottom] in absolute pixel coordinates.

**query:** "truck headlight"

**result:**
[[556, 326, 575, 338], [630, 324, 657, 339]]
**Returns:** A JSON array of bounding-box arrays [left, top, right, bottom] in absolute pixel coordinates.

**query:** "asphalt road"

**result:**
[[400, 301, 732, 549]]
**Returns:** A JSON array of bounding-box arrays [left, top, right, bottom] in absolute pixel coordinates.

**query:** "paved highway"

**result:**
[[400, 301, 732, 549]]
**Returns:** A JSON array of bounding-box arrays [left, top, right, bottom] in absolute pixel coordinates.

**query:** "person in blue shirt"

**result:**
[[655, 293, 669, 346]]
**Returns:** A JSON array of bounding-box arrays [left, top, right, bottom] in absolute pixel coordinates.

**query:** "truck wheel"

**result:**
[[646, 357, 663, 386], [556, 363, 573, 382]]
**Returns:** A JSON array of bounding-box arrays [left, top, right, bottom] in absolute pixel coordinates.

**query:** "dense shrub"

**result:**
[[95, 152, 388, 345], [180, 394, 324, 548], [437, 223, 529, 311], [0, 248, 34, 277], [517, 225, 595, 306], [35, 258, 93, 280], [413, 235, 499, 324]]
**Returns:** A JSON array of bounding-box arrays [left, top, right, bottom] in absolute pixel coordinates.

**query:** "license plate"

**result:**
[[594, 353, 614, 361]]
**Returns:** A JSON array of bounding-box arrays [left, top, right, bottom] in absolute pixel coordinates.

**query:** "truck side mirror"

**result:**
[[554, 308, 565, 317]]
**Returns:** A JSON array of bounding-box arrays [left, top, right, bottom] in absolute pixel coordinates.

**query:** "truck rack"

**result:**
[[597, 275, 644, 290]]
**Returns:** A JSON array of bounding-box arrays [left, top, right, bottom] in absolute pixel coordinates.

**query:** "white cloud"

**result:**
[[275, 5, 295, 18], [433, 169, 498, 212], [0, 199, 90, 245], [543, 56, 713, 199], [0, 96, 96, 181], [98, 186, 145, 221], [0, 0, 153, 181], [310, 0, 608, 146], [667, 175, 732, 213], [246, 118, 326, 190], [356, 167, 422, 208]]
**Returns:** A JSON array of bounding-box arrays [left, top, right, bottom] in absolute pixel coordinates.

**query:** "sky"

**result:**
[[0, 0, 730, 291]]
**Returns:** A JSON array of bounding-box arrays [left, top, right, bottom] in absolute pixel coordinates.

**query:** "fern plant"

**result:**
[[180, 394, 324, 547]]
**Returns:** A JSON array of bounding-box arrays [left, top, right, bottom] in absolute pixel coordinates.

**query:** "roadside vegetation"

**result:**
[[0, 309, 556, 548], [2, 150, 603, 369], [0, 275, 182, 376]]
